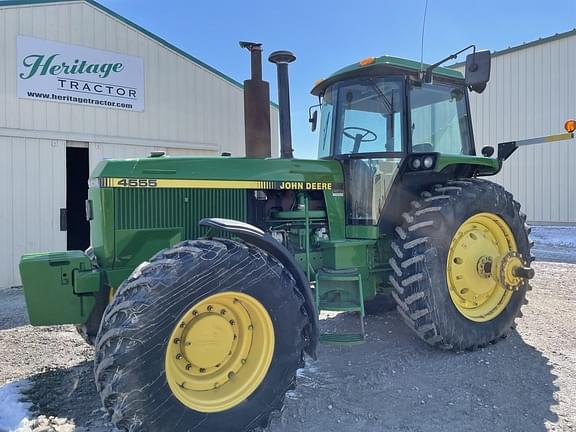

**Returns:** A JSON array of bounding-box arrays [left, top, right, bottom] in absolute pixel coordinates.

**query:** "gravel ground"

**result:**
[[1, 227, 575, 431]]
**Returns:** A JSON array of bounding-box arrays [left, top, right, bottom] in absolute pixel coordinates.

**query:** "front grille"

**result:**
[[114, 188, 247, 239]]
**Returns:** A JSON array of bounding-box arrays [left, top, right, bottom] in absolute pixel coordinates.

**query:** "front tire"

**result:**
[[94, 239, 309, 432], [389, 179, 533, 351]]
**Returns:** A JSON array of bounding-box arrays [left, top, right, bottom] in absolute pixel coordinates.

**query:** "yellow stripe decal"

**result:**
[[101, 178, 341, 191]]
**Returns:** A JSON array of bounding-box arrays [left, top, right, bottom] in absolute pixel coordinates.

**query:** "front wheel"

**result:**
[[389, 179, 533, 351], [94, 239, 310, 432]]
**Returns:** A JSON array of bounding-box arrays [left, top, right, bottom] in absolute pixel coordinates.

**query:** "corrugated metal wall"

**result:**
[[0, 136, 66, 288], [457, 34, 576, 224], [0, 0, 280, 156]]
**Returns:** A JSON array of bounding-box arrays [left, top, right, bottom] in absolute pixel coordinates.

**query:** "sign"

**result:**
[[17, 35, 145, 112]]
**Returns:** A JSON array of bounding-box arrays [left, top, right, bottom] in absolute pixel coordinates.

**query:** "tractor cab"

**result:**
[[310, 52, 490, 226]]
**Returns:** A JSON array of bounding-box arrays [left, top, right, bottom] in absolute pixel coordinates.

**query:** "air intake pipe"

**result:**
[[269, 50, 296, 159], [240, 41, 271, 158]]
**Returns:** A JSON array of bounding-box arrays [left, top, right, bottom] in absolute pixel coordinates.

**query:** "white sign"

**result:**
[[17, 35, 145, 112]]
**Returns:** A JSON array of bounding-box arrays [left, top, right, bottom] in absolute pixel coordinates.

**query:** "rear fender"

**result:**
[[200, 218, 319, 359]]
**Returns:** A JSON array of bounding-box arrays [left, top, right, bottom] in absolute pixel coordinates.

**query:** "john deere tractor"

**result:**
[[19, 42, 573, 432]]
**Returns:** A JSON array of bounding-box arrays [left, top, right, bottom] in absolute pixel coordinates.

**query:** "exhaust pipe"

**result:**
[[240, 41, 271, 158], [269, 50, 296, 159]]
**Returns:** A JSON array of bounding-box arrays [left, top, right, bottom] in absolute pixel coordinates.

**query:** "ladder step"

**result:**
[[319, 303, 363, 312], [320, 332, 365, 345]]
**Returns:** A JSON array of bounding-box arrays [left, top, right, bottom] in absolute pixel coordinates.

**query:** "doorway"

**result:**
[[66, 144, 91, 251]]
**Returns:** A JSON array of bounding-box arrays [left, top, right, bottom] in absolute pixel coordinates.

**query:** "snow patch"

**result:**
[[0, 380, 31, 432], [531, 226, 576, 264]]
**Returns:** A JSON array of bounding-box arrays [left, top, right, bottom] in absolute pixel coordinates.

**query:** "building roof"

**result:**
[[0, 0, 257, 95], [451, 28, 576, 68]]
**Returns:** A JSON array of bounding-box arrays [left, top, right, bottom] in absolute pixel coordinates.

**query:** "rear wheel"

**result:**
[[94, 239, 309, 432], [389, 179, 533, 350]]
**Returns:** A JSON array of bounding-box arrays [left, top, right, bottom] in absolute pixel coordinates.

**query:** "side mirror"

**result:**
[[465, 50, 491, 93], [309, 108, 318, 132]]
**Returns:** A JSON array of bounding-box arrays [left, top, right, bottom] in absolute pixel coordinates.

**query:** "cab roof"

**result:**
[[311, 55, 464, 96]]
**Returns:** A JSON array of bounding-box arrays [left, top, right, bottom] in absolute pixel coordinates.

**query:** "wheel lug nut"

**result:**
[[179, 322, 186, 328], [173, 338, 180, 344], [192, 310, 198, 316], [241, 359, 246, 365], [199, 368, 206, 373], [207, 305, 213, 312], [229, 320, 235, 325], [220, 309, 226, 315], [186, 364, 192, 370], [176, 353, 182, 360]]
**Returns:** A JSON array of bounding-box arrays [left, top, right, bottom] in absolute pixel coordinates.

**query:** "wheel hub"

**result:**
[[183, 313, 235, 369]]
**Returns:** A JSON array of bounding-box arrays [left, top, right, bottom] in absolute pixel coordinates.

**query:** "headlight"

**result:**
[[423, 156, 434, 169], [411, 158, 421, 169]]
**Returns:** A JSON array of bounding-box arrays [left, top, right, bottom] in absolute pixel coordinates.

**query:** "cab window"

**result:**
[[334, 78, 404, 155], [409, 83, 473, 155]]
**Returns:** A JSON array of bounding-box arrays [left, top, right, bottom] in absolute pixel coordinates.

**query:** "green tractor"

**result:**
[[19, 42, 573, 431]]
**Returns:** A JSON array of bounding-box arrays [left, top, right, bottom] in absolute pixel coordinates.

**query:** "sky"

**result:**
[[97, 0, 576, 159]]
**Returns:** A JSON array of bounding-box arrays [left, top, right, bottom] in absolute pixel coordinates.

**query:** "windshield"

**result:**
[[333, 77, 404, 155], [409, 82, 473, 154]]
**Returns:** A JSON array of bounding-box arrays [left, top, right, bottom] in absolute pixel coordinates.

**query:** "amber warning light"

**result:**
[[564, 119, 576, 134]]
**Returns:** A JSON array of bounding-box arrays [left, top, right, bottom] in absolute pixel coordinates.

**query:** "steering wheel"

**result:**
[[343, 127, 377, 142], [343, 126, 377, 153]]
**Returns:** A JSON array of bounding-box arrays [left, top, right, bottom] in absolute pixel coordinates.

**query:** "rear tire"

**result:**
[[94, 238, 309, 432], [389, 179, 533, 351]]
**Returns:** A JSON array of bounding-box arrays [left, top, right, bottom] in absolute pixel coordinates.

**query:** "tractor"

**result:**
[[19, 42, 574, 432]]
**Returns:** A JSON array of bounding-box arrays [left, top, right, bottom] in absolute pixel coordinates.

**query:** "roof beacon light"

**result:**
[[564, 119, 576, 133], [359, 57, 375, 66]]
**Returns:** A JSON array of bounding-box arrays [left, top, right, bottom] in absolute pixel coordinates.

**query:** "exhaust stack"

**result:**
[[240, 41, 271, 158], [269, 50, 296, 159]]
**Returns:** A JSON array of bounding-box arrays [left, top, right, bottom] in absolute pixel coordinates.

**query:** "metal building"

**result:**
[[454, 30, 576, 225], [0, 0, 280, 287]]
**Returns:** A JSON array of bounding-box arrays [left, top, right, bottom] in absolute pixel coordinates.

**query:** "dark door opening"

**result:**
[[66, 146, 91, 251]]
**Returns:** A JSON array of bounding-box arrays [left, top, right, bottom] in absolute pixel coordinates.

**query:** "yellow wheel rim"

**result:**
[[446, 213, 517, 322], [165, 292, 275, 413]]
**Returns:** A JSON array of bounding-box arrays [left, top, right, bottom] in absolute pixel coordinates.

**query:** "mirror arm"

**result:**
[[423, 44, 475, 83]]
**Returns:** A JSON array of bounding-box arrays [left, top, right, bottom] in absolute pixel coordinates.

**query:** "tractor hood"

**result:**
[[90, 156, 344, 190]]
